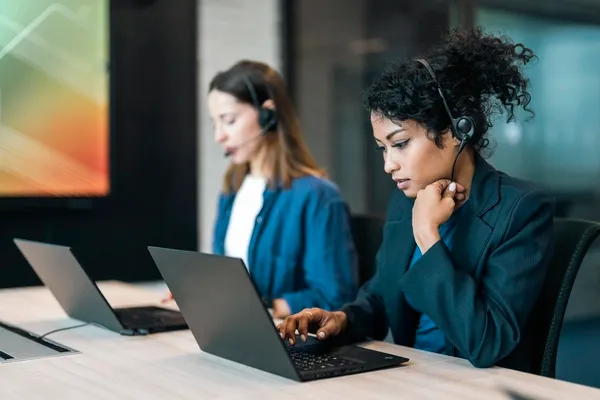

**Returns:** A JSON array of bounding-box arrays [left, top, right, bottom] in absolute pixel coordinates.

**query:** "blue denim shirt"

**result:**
[[212, 175, 359, 313]]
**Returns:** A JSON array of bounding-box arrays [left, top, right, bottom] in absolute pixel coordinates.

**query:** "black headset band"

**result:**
[[415, 58, 457, 125], [241, 74, 277, 110], [241, 75, 260, 108], [415, 58, 474, 182], [240, 73, 278, 134]]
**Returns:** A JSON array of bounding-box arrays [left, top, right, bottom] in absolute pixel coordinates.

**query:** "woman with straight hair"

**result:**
[[165, 60, 359, 318]]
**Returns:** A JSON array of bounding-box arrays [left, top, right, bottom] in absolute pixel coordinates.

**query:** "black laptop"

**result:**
[[13, 239, 187, 335], [147, 246, 409, 381]]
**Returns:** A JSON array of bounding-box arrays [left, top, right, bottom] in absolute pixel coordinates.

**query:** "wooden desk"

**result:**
[[0, 281, 598, 400]]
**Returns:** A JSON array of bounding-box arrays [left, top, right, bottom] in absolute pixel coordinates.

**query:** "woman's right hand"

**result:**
[[160, 290, 173, 303], [276, 308, 348, 345]]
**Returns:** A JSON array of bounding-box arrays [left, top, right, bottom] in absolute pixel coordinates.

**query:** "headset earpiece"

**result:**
[[454, 116, 475, 142], [258, 108, 277, 135], [242, 75, 278, 135]]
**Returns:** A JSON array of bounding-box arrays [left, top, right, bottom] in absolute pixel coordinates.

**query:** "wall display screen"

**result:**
[[0, 1, 109, 198]]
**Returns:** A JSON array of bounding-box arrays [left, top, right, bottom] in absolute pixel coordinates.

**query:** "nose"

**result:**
[[383, 150, 400, 175], [214, 125, 227, 144]]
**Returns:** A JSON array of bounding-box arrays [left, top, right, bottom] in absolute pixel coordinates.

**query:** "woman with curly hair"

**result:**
[[277, 27, 555, 371]]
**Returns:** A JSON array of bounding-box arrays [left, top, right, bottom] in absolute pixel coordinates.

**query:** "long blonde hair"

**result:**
[[209, 60, 325, 194]]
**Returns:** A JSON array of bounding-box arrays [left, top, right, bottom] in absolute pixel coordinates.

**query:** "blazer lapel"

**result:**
[[451, 203, 492, 276], [382, 194, 421, 345], [382, 191, 416, 281], [444, 155, 501, 355], [450, 155, 500, 276]]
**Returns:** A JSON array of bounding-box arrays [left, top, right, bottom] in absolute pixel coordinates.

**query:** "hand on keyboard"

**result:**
[[277, 308, 348, 345]]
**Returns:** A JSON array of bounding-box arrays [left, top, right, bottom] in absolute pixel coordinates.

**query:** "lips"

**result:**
[[393, 178, 410, 190]]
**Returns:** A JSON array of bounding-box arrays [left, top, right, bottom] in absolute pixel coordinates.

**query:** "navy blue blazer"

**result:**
[[340, 155, 555, 368], [213, 176, 359, 313]]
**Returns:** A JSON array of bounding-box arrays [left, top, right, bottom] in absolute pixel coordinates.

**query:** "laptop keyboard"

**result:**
[[119, 313, 159, 328], [115, 308, 185, 329], [287, 347, 356, 371]]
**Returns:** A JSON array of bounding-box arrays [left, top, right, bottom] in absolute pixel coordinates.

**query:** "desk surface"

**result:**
[[0, 281, 598, 400]]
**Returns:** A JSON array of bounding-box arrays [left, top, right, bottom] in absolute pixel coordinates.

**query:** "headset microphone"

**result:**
[[223, 131, 265, 158], [223, 123, 271, 157]]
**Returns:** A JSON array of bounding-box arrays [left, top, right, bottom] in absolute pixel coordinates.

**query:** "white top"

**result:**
[[224, 175, 267, 269]]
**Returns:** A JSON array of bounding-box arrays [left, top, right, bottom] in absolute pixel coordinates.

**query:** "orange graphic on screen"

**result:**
[[0, 2, 109, 197]]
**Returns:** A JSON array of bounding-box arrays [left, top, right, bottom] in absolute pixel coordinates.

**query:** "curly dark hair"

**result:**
[[363, 27, 536, 154]]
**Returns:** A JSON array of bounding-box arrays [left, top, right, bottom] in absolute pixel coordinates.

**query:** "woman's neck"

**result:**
[[249, 150, 271, 179], [453, 148, 476, 204]]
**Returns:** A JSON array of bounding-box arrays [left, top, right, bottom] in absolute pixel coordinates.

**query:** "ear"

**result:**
[[441, 128, 461, 146], [261, 99, 276, 110]]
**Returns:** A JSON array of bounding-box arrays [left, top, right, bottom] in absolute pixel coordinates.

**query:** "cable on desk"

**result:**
[[38, 322, 91, 340]]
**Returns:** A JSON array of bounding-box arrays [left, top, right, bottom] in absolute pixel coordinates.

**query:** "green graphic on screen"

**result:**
[[0, 1, 109, 197]]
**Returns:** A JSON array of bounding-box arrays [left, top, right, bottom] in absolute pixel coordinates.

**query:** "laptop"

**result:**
[[147, 246, 409, 381], [13, 238, 187, 336]]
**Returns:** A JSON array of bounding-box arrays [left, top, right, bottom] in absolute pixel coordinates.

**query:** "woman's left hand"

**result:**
[[272, 298, 292, 318], [412, 179, 466, 253]]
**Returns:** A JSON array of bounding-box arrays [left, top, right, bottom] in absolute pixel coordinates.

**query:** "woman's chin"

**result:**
[[229, 154, 250, 165], [399, 187, 419, 198]]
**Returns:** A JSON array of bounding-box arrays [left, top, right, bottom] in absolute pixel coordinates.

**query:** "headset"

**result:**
[[241, 74, 278, 135], [416, 58, 475, 182], [222, 75, 279, 158]]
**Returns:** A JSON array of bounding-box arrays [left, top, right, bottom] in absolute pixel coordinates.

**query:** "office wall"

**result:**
[[292, 0, 368, 213], [197, 0, 281, 252], [0, 0, 198, 288], [289, 0, 450, 214]]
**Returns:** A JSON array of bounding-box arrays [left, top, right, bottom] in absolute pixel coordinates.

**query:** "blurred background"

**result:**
[[1, 0, 599, 389]]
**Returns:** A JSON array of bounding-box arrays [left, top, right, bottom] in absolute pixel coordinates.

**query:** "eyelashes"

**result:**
[[393, 140, 409, 149], [374, 139, 410, 152]]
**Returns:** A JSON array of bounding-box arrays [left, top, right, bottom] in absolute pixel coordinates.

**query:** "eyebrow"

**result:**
[[386, 128, 405, 141]]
